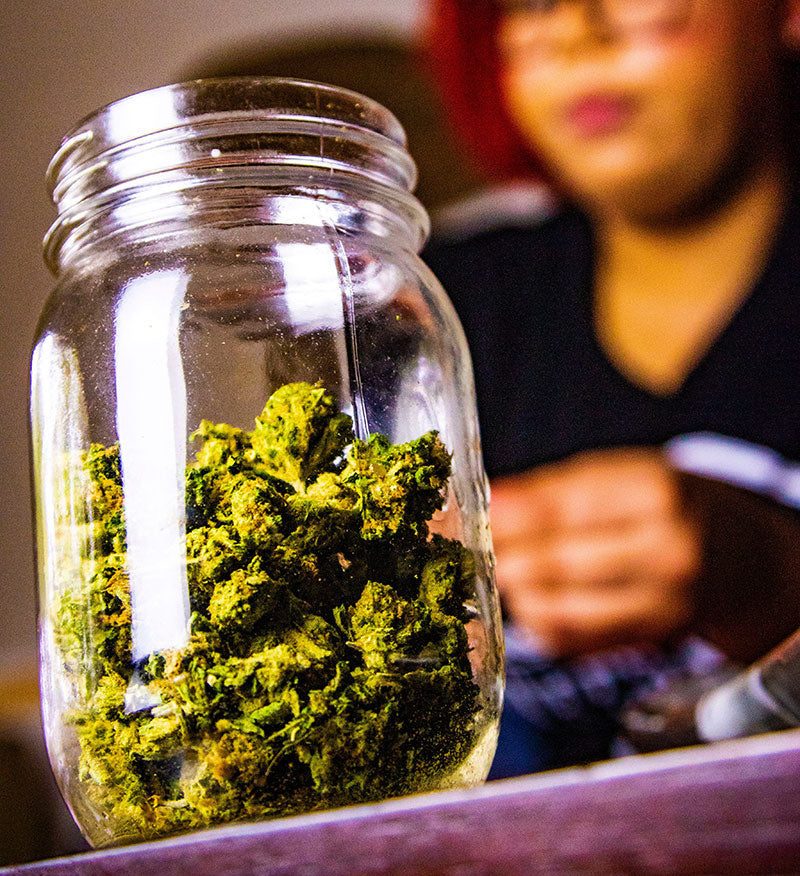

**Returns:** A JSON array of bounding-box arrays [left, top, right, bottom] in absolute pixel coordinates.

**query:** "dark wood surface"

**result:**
[[6, 729, 800, 875]]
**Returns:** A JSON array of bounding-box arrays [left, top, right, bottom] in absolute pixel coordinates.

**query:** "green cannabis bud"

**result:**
[[55, 382, 483, 842]]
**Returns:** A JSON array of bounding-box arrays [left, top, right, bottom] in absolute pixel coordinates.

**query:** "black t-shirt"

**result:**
[[423, 204, 800, 478]]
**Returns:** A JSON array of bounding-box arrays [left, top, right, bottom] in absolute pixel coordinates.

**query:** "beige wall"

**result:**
[[0, 0, 422, 678]]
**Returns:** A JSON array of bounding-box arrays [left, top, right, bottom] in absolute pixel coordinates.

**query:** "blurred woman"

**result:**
[[422, 0, 800, 773]]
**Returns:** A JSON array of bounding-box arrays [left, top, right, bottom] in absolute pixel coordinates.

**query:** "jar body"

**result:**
[[32, 188, 503, 845]]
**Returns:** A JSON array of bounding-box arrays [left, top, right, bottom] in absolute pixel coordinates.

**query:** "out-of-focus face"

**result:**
[[497, 0, 786, 221]]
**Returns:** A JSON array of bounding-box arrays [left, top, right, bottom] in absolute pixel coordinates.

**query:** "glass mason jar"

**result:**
[[31, 77, 504, 848]]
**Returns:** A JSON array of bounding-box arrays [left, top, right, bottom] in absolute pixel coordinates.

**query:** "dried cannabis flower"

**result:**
[[56, 382, 481, 841]]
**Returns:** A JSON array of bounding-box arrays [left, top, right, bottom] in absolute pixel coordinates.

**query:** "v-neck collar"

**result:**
[[570, 200, 799, 406]]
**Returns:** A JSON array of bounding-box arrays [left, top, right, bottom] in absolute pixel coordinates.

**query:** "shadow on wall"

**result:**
[[181, 36, 484, 214], [0, 721, 89, 866]]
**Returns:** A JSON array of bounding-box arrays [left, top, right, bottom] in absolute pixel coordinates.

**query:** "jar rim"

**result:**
[[44, 76, 428, 272], [48, 76, 417, 200]]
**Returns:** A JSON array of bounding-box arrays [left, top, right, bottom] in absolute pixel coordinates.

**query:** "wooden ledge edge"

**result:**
[[7, 728, 800, 875]]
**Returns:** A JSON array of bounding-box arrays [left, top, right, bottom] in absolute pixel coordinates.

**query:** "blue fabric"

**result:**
[[488, 627, 727, 779]]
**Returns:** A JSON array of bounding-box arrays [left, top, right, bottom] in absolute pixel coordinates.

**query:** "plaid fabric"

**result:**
[[488, 627, 728, 779]]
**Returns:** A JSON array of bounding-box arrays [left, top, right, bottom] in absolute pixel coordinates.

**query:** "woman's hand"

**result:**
[[490, 448, 702, 657]]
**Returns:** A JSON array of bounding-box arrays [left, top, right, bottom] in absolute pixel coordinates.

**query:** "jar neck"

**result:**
[[46, 168, 430, 274], [44, 77, 430, 274]]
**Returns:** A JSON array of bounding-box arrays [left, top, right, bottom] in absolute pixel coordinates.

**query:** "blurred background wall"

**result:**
[[0, 0, 489, 863]]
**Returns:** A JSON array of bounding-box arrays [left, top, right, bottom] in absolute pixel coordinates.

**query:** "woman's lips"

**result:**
[[563, 93, 637, 137]]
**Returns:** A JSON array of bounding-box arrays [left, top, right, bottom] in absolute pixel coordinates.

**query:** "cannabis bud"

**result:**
[[55, 382, 481, 841]]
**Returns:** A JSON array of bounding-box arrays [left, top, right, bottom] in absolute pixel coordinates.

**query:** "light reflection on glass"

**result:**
[[278, 240, 346, 334], [105, 86, 179, 155], [114, 271, 190, 661], [31, 336, 91, 599], [31, 335, 94, 719]]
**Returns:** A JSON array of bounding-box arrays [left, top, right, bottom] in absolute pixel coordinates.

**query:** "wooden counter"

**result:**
[[6, 729, 800, 875]]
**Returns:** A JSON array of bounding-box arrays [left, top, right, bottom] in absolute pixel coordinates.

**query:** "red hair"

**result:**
[[424, 0, 547, 182]]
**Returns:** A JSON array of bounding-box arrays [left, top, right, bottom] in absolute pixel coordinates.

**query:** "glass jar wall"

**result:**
[[31, 77, 504, 847]]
